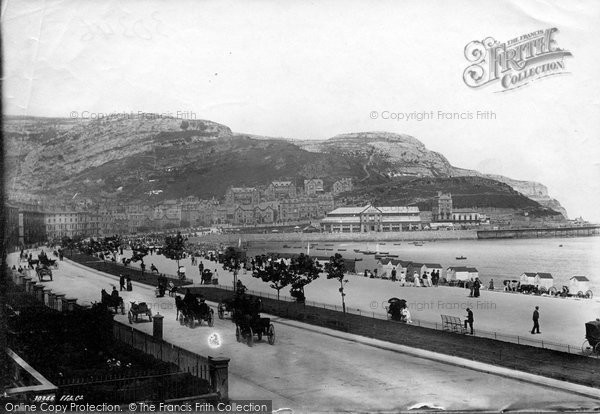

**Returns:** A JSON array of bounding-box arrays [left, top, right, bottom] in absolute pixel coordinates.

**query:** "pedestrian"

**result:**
[[473, 278, 481, 297], [126, 277, 133, 292], [468, 278, 474, 297], [464, 307, 474, 335], [531, 306, 541, 334], [391, 268, 397, 282], [489, 279, 494, 290], [119, 274, 125, 291]]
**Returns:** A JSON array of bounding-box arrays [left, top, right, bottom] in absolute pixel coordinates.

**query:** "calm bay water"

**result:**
[[248, 236, 600, 292]]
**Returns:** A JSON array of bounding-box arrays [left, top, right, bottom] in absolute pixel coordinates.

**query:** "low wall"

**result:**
[[190, 229, 477, 245]]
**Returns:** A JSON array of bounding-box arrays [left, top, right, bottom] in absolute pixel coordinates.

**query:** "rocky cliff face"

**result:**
[[296, 132, 455, 178], [451, 167, 568, 218], [484, 175, 568, 218], [4, 115, 231, 198]]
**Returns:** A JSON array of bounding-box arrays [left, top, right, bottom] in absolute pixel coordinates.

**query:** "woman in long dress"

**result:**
[[413, 272, 421, 287]]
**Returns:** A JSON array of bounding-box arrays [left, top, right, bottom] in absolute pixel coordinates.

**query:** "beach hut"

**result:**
[[570, 276, 591, 295], [535, 273, 554, 290], [423, 263, 443, 275], [446, 266, 471, 281], [378, 258, 402, 278], [467, 267, 479, 280], [519, 272, 537, 286]]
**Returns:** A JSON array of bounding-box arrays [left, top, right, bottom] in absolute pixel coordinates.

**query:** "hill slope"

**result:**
[[2, 115, 567, 218]]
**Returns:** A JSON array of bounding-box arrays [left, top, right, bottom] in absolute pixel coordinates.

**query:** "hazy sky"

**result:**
[[3, 0, 600, 220]]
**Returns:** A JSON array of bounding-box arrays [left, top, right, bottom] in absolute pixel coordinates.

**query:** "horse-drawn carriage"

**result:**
[[128, 301, 153, 324], [36, 264, 53, 282], [232, 295, 275, 346], [38, 254, 58, 269], [100, 289, 125, 314], [582, 319, 600, 356], [175, 294, 214, 328]]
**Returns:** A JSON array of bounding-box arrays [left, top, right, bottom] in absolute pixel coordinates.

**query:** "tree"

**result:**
[[162, 232, 187, 269], [289, 253, 322, 303], [253, 260, 295, 300], [324, 253, 348, 314], [222, 246, 245, 289]]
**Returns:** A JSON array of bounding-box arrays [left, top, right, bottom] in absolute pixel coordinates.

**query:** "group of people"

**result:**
[[119, 274, 133, 291], [467, 278, 482, 297], [362, 268, 441, 287]]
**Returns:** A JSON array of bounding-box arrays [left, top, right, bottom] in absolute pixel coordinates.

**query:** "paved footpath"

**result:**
[[10, 252, 600, 413]]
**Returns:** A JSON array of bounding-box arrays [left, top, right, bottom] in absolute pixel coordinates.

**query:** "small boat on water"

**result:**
[[361, 251, 377, 255], [283, 245, 291, 248], [378, 251, 389, 255], [559, 244, 563, 247], [354, 258, 363, 261], [456, 256, 467, 260], [387, 254, 399, 258], [324, 243, 334, 246], [353, 249, 361, 253], [325, 248, 334, 251], [413, 242, 424, 246], [338, 249, 347, 251], [316, 248, 326, 251], [393, 243, 402, 245]]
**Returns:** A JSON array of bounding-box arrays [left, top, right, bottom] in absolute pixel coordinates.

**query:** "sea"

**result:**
[[246, 236, 600, 293]]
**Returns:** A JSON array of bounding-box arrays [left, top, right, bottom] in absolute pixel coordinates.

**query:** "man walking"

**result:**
[[464, 307, 474, 335], [531, 306, 541, 334]]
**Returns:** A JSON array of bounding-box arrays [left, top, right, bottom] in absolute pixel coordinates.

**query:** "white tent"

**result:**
[[520, 272, 537, 286], [570, 276, 590, 295], [535, 273, 554, 290]]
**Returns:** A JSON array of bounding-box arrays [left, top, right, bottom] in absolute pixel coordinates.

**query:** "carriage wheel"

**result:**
[[267, 324, 276, 345], [128, 311, 133, 324], [539, 287, 547, 295], [247, 327, 254, 347], [548, 286, 557, 296], [208, 311, 214, 327], [593, 343, 600, 356], [236, 325, 241, 342], [586, 290, 593, 299], [577, 291, 584, 298], [582, 340, 593, 356], [218, 304, 224, 319], [179, 314, 185, 325]]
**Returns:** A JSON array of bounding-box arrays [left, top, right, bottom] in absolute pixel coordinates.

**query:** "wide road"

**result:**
[[10, 252, 599, 413]]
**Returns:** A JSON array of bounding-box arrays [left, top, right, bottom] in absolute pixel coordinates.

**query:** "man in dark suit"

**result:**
[[464, 308, 474, 334], [531, 306, 541, 334]]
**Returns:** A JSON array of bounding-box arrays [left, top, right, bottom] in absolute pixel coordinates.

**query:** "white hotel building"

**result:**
[[320, 205, 422, 233]]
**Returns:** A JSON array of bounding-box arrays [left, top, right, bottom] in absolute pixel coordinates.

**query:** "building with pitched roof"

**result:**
[[320, 204, 421, 232]]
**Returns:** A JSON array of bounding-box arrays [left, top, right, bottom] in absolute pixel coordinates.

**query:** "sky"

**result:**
[[3, 0, 600, 220]]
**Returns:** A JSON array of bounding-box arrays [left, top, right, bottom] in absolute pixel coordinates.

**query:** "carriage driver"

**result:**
[[183, 289, 196, 307], [111, 286, 120, 301]]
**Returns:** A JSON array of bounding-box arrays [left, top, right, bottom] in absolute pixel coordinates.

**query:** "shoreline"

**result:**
[[190, 228, 600, 244]]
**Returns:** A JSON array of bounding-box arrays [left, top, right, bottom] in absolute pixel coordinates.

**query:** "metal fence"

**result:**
[[112, 321, 212, 381], [211, 283, 587, 356], [54, 371, 201, 404]]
